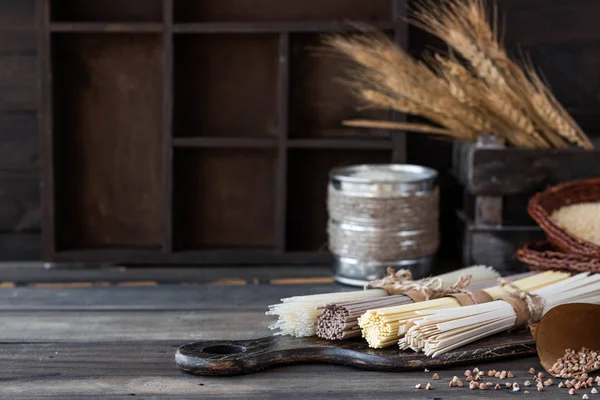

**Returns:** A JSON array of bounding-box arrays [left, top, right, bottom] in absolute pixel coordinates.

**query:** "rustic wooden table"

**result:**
[[0, 263, 567, 399]]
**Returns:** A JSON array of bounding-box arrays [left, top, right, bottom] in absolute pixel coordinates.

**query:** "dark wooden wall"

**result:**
[[2, 0, 599, 261], [0, 1, 41, 259]]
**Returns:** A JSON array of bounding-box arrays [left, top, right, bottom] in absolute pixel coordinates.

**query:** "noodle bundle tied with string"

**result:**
[[358, 270, 570, 348], [317, 271, 533, 341], [402, 273, 600, 357]]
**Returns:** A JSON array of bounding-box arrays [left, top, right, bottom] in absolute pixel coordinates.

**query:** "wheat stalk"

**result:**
[[343, 119, 454, 135], [322, 0, 593, 149]]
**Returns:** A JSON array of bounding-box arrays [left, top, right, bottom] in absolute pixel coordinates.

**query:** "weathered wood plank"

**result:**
[[0, 310, 272, 341], [0, 263, 333, 283], [0, 113, 39, 169], [453, 143, 600, 196], [0, 54, 37, 110], [0, 232, 41, 260], [0, 0, 35, 27], [0, 284, 351, 310], [0, 341, 550, 398], [0, 170, 40, 232], [0, 29, 36, 53]]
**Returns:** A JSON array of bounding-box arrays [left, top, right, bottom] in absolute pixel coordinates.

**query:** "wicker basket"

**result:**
[[517, 241, 600, 273], [528, 177, 600, 255]]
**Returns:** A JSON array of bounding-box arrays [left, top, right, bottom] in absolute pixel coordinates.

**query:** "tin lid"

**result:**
[[329, 164, 438, 196]]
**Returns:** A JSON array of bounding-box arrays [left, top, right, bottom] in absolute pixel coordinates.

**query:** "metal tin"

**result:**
[[328, 164, 439, 287], [329, 164, 438, 197], [333, 255, 434, 286]]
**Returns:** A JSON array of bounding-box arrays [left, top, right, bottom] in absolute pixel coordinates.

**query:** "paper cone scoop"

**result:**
[[534, 303, 600, 376]]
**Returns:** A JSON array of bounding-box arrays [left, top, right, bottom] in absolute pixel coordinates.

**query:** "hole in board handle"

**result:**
[[202, 344, 247, 355]]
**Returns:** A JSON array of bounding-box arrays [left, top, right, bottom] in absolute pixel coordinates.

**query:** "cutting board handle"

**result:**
[[175, 336, 380, 376]]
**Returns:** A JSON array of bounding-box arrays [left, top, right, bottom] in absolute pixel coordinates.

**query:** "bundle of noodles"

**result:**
[[267, 265, 499, 337], [402, 273, 600, 357], [358, 270, 570, 348], [316, 272, 533, 340]]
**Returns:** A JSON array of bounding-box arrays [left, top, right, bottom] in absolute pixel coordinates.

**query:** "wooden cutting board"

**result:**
[[175, 330, 536, 376]]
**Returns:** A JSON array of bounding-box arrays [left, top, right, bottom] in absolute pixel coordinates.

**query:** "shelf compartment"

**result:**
[[286, 149, 392, 251], [174, 149, 277, 249], [174, 0, 391, 23], [50, 0, 162, 22], [289, 33, 391, 139], [174, 34, 279, 138], [52, 33, 164, 249]]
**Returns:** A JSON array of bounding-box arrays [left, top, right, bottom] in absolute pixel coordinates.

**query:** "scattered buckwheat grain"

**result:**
[[466, 375, 473, 382], [570, 388, 577, 395], [508, 371, 514, 378], [524, 380, 532, 387], [479, 383, 488, 390], [457, 379, 464, 387], [473, 368, 480, 374], [415, 383, 422, 389], [584, 394, 590, 400], [545, 378, 554, 386], [464, 370, 472, 377], [469, 381, 478, 390], [529, 367, 536, 374], [495, 384, 501, 390], [592, 387, 598, 394], [426, 383, 433, 390]]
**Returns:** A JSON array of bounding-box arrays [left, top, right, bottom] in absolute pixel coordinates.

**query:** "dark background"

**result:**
[[1, 0, 598, 261]]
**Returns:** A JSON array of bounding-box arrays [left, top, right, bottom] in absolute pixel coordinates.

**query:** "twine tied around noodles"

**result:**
[[364, 268, 413, 290], [365, 268, 477, 302], [499, 278, 546, 329]]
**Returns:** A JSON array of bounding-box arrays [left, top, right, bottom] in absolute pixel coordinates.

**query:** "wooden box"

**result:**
[[40, 0, 408, 264], [452, 136, 600, 273]]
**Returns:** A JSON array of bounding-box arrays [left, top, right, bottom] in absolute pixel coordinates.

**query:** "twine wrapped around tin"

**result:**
[[327, 165, 439, 284]]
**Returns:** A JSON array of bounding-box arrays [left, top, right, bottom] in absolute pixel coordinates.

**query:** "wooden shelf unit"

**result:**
[[40, 0, 407, 264]]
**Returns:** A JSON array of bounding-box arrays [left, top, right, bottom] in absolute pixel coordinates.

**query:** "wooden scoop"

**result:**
[[533, 303, 600, 376]]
